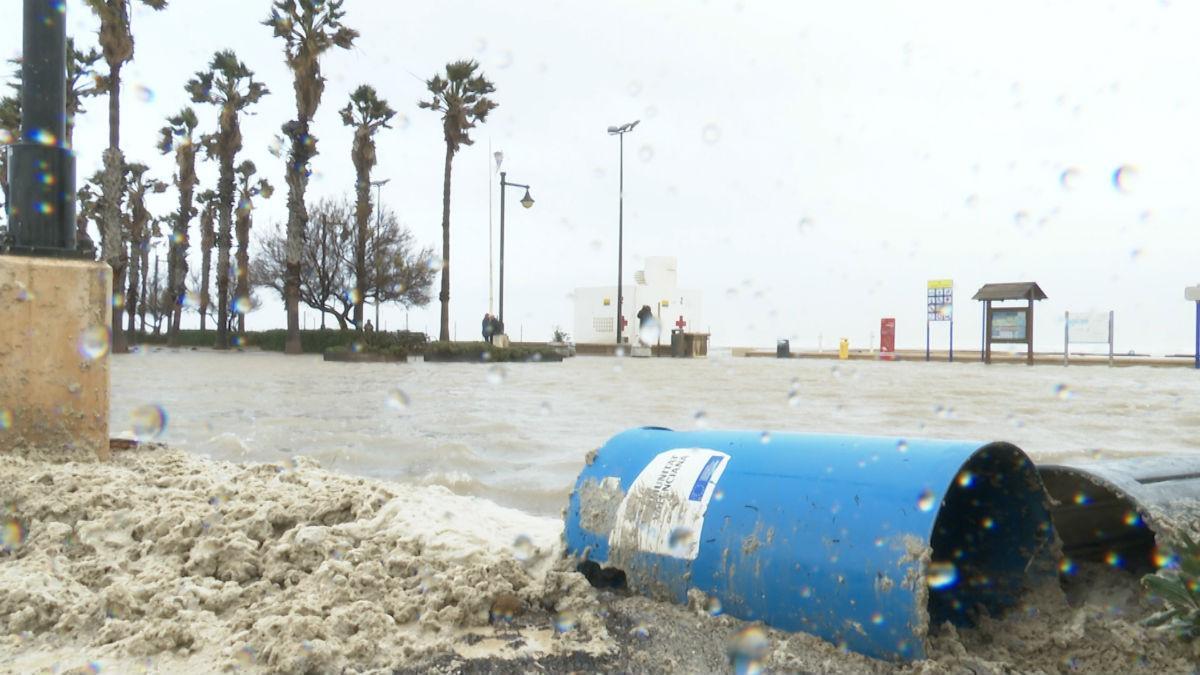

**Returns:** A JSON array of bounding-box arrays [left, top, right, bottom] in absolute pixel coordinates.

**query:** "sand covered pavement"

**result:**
[[2, 447, 1198, 674]]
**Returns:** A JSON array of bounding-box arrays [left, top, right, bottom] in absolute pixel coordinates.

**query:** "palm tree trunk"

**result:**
[[200, 241, 211, 332], [125, 231, 140, 343], [215, 157, 234, 350], [235, 210, 250, 335], [438, 141, 454, 342], [139, 243, 149, 333], [168, 179, 193, 347], [283, 121, 311, 355], [353, 167, 370, 331], [105, 61, 128, 353]]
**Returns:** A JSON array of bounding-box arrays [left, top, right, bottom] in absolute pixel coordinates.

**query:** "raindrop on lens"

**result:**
[[1059, 167, 1080, 190], [692, 410, 708, 428], [638, 144, 654, 162], [553, 610, 578, 633], [916, 488, 936, 512], [926, 561, 958, 589], [705, 595, 723, 616], [385, 388, 410, 411], [539, 401, 552, 416], [487, 365, 507, 385], [638, 317, 661, 345], [131, 404, 167, 440], [79, 326, 110, 360], [896, 439, 909, 453], [0, 409, 11, 431], [702, 123, 722, 145], [726, 625, 769, 674], [760, 431, 771, 444], [1, 517, 26, 551], [1053, 383, 1073, 400], [512, 534, 534, 561], [1112, 165, 1138, 193], [183, 291, 200, 309], [627, 80, 643, 96], [233, 296, 252, 314], [668, 526, 695, 553], [134, 84, 155, 103]]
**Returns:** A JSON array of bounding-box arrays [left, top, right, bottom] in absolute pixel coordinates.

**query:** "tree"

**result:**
[[66, 38, 104, 149], [123, 162, 166, 343], [86, 0, 169, 354], [158, 107, 200, 346], [196, 189, 217, 331], [418, 60, 498, 342], [263, 0, 358, 354], [339, 84, 396, 331], [143, 255, 172, 336], [233, 160, 273, 334], [253, 197, 435, 331], [187, 50, 268, 350]]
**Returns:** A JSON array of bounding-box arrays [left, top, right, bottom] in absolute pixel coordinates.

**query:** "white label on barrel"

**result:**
[[609, 448, 730, 560]]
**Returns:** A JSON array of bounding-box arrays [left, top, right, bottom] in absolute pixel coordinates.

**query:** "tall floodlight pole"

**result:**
[[607, 120, 639, 346], [5, 0, 77, 256], [498, 170, 534, 331], [370, 178, 390, 330]]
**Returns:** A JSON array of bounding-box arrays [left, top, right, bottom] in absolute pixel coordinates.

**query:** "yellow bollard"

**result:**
[[838, 338, 849, 360]]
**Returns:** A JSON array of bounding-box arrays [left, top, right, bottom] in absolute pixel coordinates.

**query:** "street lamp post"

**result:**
[[369, 178, 390, 331], [607, 120, 639, 345], [498, 171, 534, 332]]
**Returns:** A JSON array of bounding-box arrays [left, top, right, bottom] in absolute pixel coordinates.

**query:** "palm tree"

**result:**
[[263, 0, 358, 353], [339, 85, 395, 330], [196, 189, 217, 331], [85, 0, 168, 353], [419, 60, 498, 342], [66, 39, 103, 149], [187, 51, 268, 350], [158, 107, 200, 346], [123, 162, 167, 344], [233, 160, 273, 335]]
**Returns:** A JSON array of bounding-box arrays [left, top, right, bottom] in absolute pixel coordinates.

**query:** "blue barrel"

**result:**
[[564, 428, 1055, 662]]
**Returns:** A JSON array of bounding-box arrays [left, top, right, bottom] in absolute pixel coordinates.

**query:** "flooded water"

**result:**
[[112, 350, 1200, 517]]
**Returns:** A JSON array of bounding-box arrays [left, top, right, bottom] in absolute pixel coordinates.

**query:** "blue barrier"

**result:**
[[564, 428, 1055, 661]]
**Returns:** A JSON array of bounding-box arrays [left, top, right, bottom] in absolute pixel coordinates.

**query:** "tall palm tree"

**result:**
[[339, 85, 395, 330], [419, 60, 498, 342], [158, 107, 200, 346], [86, 0, 168, 353], [264, 0, 357, 353], [187, 51, 268, 350], [233, 160, 273, 335], [196, 189, 217, 331], [123, 163, 167, 344]]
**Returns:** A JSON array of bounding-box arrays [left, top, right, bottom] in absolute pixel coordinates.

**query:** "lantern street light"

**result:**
[[607, 120, 639, 345], [498, 170, 533, 331]]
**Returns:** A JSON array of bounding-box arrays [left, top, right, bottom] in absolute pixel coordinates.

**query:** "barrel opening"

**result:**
[[927, 442, 1053, 626], [1037, 467, 1156, 575]]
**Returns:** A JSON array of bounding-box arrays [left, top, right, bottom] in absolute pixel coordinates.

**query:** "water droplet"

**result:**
[[615, 346, 626, 358], [130, 404, 167, 440], [0, 129, 12, 145], [1129, 248, 1143, 261], [512, 534, 534, 561], [182, 291, 201, 309], [1112, 165, 1138, 193], [638, 144, 654, 162], [385, 388, 410, 411], [638, 316, 661, 345], [539, 401, 552, 416], [870, 611, 884, 625], [133, 84, 155, 103], [1122, 511, 1142, 527], [234, 645, 257, 666], [759, 431, 771, 444], [705, 595, 723, 616], [701, 123, 722, 145], [29, 128, 58, 146], [981, 516, 995, 530], [668, 526, 695, 554], [497, 49, 514, 68], [1104, 551, 1122, 568], [233, 296, 252, 315], [916, 488, 937, 512], [627, 80, 643, 96], [956, 471, 974, 488], [1058, 558, 1077, 575], [797, 216, 814, 233], [0, 409, 11, 431], [926, 561, 958, 589], [1059, 167, 1080, 190], [1, 517, 26, 552], [553, 610, 578, 633], [112, 292, 126, 310], [692, 410, 708, 428], [1013, 210, 1030, 228], [268, 135, 285, 157], [713, 489, 725, 501], [79, 326, 110, 360], [427, 258, 446, 272], [896, 439, 909, 453], [486, 365, 507, 385], [629, 623, 650, 639], [644, 105, 658, 119], [1053, 383, 1073, 400], [726, 626, 769, 674]]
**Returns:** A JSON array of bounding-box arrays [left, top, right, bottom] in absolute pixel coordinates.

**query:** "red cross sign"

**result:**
[[675, 315, 687, 330], [620, 316, 628, 329]]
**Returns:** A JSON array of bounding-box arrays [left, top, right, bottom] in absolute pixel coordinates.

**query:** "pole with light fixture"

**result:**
[[498, 170, 534, 331], [369, 178, 390, 331], [607, 120, 639, 345]]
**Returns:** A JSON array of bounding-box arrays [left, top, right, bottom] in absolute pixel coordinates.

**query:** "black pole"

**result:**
[[616, 132, 624, 346], [499, 171, 506, 330], [5, 0, 77, 256]]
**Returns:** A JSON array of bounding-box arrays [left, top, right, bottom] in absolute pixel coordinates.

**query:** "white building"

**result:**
[[573, 257, 704, 345]]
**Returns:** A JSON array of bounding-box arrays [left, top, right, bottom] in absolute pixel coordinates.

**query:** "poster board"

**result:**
[[990, 308, 1028, 343]]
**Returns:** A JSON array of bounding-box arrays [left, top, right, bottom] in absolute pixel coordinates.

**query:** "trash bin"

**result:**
[[670, 329, 686, 358], [564, 428, 1054, 662], [777, 339, 790, 358]]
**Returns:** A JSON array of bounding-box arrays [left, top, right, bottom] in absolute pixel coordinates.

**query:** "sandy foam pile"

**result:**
[[1, 448, 1198, 674]]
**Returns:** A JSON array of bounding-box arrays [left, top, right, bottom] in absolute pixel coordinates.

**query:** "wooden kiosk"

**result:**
[[972, 282, 1047, 365]]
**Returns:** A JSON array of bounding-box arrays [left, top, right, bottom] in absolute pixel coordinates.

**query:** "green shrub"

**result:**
[[137, 330, 221, 347], [424, 341, 562, 363], [137, 329, 430, 355], [1141, 532, 1200, 640]]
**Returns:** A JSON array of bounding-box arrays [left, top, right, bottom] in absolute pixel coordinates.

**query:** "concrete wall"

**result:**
[[0, 256, 111, 459]]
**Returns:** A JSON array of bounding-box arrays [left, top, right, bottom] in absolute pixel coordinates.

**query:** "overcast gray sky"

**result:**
[[4, 0, 1198, 353]]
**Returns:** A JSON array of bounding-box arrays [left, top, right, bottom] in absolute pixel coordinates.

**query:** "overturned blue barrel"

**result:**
[[564, 428, 1055, 661]]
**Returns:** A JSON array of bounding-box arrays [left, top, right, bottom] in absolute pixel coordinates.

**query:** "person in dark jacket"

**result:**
[[482, 313, 495, 343]]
